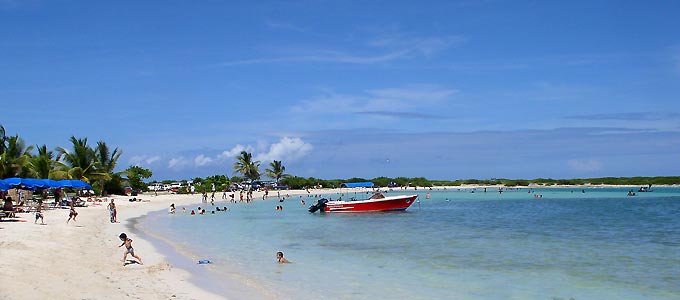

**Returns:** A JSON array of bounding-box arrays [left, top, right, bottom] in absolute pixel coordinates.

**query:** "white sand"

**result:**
[[0, 188, 346, 300], [0, 193, 228, 300]]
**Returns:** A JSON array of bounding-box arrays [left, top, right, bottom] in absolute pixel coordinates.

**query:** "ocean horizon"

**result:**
[[135, 187, 680, 300]]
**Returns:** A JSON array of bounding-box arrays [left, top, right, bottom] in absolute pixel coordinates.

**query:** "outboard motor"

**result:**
[[308, 198, 328, 213]]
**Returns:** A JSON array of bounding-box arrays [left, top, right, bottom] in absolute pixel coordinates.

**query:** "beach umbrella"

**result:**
[[72, 180, 92, 189], [57, 179, 92, 189], [43, 179, 60, 189], [21, 178, 51, 190], [0, 180, 11, 191], [2, 177, 23, 186]]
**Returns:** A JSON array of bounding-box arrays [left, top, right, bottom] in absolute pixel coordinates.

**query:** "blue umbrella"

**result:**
[[21, 178, 50, 190], [43, 179, 60, 189], [58, 179, 92, 189], [0, 180, 11, 191], [72, 180, 92, 189], [3, 177, 23, 186]]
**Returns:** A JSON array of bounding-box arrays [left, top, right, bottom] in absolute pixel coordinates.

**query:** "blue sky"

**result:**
[[1, 0, 679, 180]]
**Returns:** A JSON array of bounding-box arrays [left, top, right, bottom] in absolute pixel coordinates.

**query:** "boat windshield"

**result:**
[[369, 192, 385, 199]]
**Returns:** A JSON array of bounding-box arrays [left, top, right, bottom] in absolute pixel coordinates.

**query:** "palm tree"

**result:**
[[0, 125, 7, 154], [94, 141, 122, 195], [0, 135, 34, 178], [55, 136, 97, 182], [233, 151, 261, 182], [28, 144, 54, 179], [265, 160, 286, 183]]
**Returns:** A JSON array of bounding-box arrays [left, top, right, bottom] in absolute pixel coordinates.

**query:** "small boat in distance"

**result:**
[[308, 192, 418, 213], [638, 184, 653, 192]]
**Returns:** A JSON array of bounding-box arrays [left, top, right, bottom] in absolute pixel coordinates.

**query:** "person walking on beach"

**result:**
[[118, 233, 143, 266], [276, 251, 290, 263], [67, 199, 78, 223], [34, 199, 44, 225], [108, 199, 117, 223]]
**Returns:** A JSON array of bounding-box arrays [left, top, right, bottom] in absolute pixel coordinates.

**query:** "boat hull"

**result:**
[[323, 195, 418, 212]]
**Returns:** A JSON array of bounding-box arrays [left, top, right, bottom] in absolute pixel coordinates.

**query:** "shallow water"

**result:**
[[137, 187, 680, 300]]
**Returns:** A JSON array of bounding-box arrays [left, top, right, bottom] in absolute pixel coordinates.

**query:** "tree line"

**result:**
[[0, 125, 151, 195]]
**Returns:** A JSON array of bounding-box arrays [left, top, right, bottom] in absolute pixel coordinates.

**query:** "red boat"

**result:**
[[308, 192, 418, 213]]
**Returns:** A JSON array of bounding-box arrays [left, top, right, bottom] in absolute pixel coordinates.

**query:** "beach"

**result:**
[[0, 193, 228, 300], [0, 187, 341, 300], [2, 186, 680, 300]]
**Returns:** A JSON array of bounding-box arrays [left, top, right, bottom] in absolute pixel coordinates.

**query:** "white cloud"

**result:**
[[219, 144, 254, 159], [194, 154, 214, 166], [567, 159, 603, 172], [145, 156, 161, 164], [217, 50, 409, 67], [291, 85, 457, 115], [255, 137, 313, 162], [168, 157, 190, 170], [129, 155, 161, 166], [368, 35, 466, 56]]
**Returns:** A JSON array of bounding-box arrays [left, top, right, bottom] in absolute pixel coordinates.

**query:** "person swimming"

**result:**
[[276, 251, 290, 263]]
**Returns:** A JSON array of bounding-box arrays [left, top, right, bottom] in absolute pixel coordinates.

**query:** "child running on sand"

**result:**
[[34, 199, 44, 224], [67, 199, 78, 223], [118, 233, 143, 265]]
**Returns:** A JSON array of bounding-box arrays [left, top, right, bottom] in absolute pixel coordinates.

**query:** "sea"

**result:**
[[134, 187, 680, 300]]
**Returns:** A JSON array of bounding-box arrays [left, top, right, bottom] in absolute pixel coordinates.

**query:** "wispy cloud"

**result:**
[[368, 35, 466, 56], [194, 154, 214, 167], [565, 112, 680, 121], [129, 155, 161, 166], [264, 20, 308, 32], [355, 111, 451, 120], [291, 84, 457, 116], [217, 50, 410, 66], [217, 33, 464, 67], [673, 45, 680, 74], [168, 157, 190, 170], [567, 159, 603, 172]]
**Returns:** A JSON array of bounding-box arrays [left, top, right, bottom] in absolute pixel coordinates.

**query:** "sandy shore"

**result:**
[[0, 188, 342, 300], [0, 193, 228, 300]]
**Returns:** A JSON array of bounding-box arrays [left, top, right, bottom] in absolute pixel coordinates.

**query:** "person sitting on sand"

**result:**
[[276, 251, 290, 263], [118, 233, 143, 265], [67, 199, 78, 223]]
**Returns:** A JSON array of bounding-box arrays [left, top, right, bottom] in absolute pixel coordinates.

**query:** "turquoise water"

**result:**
[[137, 187, 680, 300]]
